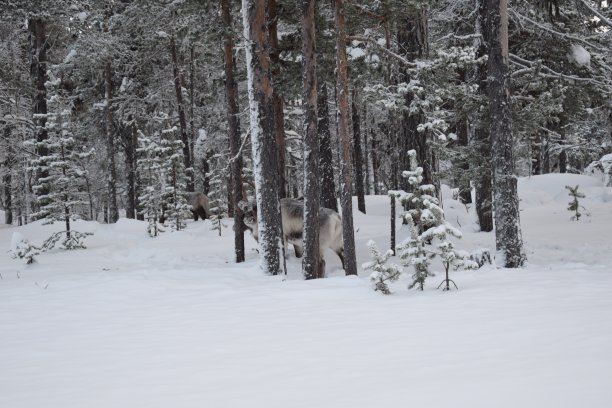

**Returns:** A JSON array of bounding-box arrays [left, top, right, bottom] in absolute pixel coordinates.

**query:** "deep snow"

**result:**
[[1, 173, 611, 408]]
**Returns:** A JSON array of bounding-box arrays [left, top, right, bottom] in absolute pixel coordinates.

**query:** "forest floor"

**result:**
[[1, 173, 612, 408]]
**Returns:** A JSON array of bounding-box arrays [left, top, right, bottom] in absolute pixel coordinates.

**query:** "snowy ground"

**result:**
[[1, 173, 611, 408]]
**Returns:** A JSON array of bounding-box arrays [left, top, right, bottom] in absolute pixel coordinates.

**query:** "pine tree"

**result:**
[[160, 128, 191, 231], [364, 240, 402, 295], [137, 134, 165, 237], [26, 68, 93, 249]]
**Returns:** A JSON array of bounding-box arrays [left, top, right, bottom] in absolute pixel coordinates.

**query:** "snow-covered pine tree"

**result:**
[[391, 150, 474, 290], [436, 242, 478, 291], [207, 163, 227, 236], [137, 133, 165, 237], [364, 240, 402, 294], [159, 127, 191, 231], [26, 69, 93, 249], [565, 185, 586, 221]]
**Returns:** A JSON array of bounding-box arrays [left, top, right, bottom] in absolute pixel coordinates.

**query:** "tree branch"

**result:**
[[346, 35, 417, 68]]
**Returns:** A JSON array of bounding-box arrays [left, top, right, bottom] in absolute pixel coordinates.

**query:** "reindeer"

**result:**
[[242, 198, 345, 271]]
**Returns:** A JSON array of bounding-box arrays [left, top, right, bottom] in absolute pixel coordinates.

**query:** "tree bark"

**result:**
[[456, 113, 472, 204], [317, 83, 338, 211], [221, 0, 245, 263], [222, 0, 245, 263], [123, 121, 137, 219], [334, 0, 358, 276], [351, 87, 366, 213], [269, 0, 288, 199], [301, 0, 323, 279], [170, 35, 194, 192], [104, 59, 119, 224], [2, 124, 13, 225], [475, 0, 493, 232], [487, 0, 526, 267], [242, 0, 282, 275]]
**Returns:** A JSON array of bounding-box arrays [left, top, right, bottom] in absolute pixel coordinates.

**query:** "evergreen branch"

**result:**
[[576, 0, 612, 28], [346, 35, 417, 68]]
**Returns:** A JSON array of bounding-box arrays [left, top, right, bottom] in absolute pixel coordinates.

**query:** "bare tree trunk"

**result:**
[[475, 0, 493, 232], [363, 105, 371, 195], [351, 87, 366, 213], [269, 0, 288, 199], [123, 121, 137, 219], [104, 59, 119, 223], [28, 18, 50, 215], [301, 0, 323, 279], [170, 35, 194, 192], [222, 0, 245, 263], [334, 0, 358, 276], [318, 83, 338, 211], [2, 124, 13, 224], [189, 45, 197, 171], [487, 0, 525, 267], [371, 131, 380, 195], [456, 113, 472, 204], [242, 0, 282, 275]]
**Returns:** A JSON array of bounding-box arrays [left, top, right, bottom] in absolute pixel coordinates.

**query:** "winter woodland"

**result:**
[[1, 0, 611, 407]]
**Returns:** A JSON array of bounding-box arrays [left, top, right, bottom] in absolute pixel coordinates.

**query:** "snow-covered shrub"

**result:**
[[363, 240, 402, 295], [436, 242, 479, 291], [469, 248, 492, 268], [10, 233, 40, 264], [565, 185, 585, 221]]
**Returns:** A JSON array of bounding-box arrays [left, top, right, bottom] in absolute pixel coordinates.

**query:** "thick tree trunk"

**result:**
[[222, 0, 245, 263], [351, 88, 366, 213], [104, 60, 119, 223], [242, 0, 283, 275], [456, 114, 472, 204], [487, 0, 525, 267], [269, 0, 288, 199], [170, 35, 194, 192], [301, 0, 323, 279], [475, 0, 493, 232], [317, 83, 338, 211], [334, 0, 358, 276], [28, 18, 50, 213]]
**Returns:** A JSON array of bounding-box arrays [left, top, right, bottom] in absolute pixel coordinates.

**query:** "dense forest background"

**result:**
[[0, 0, 610, 272]]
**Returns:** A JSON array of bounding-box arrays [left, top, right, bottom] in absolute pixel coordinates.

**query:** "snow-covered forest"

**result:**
[[1, 1, 611, 407]]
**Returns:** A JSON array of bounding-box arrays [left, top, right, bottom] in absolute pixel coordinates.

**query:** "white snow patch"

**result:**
[[567, 44, 590, 67]]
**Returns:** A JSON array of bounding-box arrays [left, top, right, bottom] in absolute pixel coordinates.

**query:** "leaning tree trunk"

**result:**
[[352, 87, 366, 214], [301, 0, 323, 279], [28, 18, 50, 214], [170, 35, 194, 192], [269, 0, 288, 199], [242, 0, 282, 275], [334, 0, 358, 276], [317, 83, 338, 211], [487, 0, 526, 268], [222, 0, 245, 263], [104, 59, 119, 224]]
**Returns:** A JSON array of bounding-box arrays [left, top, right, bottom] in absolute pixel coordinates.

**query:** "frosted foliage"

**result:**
[[364, 240, 402, 295], [392, 150, 475, 291], [568, 44, 590, 67]]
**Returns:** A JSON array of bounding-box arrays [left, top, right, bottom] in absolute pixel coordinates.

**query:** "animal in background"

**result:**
[[242, 198, 344, 271]]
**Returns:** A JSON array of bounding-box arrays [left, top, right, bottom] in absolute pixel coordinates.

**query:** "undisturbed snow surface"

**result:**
[[1, 174, 612, 408]]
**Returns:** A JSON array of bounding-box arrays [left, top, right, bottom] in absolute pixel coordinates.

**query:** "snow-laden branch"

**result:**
[[509, 53, 612, 89], [346, 35, 417, 68], [508, 8, 607, 52], [577, 0, 612, 28]]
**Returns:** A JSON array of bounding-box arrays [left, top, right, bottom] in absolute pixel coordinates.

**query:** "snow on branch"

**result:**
[[576, 0, 612, 28], [346, 35, 417, 68]]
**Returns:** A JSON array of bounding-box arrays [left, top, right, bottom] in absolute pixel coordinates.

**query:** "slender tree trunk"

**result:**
[[269, 0, 288, 199], [456, 113, 472, 204], [371, 131, 380, 195], [318, 83, 338, 211], [301, 0, 323, 279], [363, 105, 371, 195], [189, 45, 197, 171], [475, 0, 493, 232], [487, 0, 525, 267], [334, 0, 358, 276], [170, 35, 194, 192], [352, 87, 366, 213], [104, 60, 119, 223], [222, 0, 245, 263], [3, 125, 13, 225], [124, 120, 137, 219], [242, 0, 282, 275], [29, 18, 50, 214]]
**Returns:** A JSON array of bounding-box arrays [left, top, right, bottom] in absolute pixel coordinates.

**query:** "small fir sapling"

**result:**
[[364, 240, 402, 294], [137, 134, 165, 237], [10, 233, 40, 264], [391, 150, 475, 291], [160, 128, 191, 231], [436, 242, 479, 291], [207, 166, 227, 236], [565, 185, 586, 221]]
